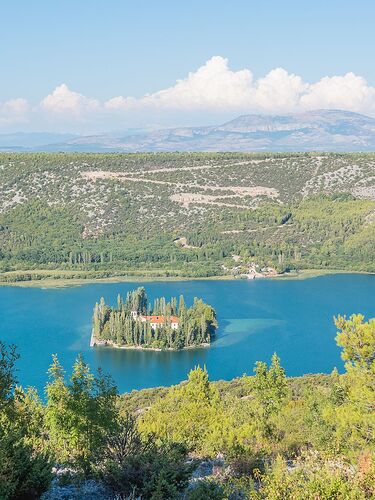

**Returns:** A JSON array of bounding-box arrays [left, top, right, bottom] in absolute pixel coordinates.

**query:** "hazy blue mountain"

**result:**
[[0, 132, 77, 150], [1, 110, 375, 152]]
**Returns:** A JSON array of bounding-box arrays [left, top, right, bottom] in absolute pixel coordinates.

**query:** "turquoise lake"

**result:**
[[0, 274, 374, 395]]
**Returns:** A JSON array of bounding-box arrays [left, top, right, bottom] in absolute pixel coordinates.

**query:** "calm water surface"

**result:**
[[0, 274, 374, 395]]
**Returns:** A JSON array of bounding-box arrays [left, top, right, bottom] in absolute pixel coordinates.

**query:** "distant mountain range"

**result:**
[[1, 110, 375, 152]]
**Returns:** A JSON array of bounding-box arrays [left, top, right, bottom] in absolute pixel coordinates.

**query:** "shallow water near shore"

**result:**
[[0, 274, 374, 395]]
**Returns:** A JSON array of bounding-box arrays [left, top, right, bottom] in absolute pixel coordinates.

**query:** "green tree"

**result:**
[[97, 413, 191, 499], [335, 314, 375, 369], [45, 354, 118, 473], [330, 315, 375, 455], [0, 343, 52, 500], [0, 341, 19, 413], [253, 353, 288, 419], [139, 366, 230, 455]]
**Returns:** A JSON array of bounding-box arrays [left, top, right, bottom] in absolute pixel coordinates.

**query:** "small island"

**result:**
[[91, 287, 218, 350]]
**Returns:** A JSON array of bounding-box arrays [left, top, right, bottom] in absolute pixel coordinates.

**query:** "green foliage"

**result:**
[[0, 341, 19, 412], [44, 354, 118, 472], [256, 452, 375, 499], [253, 353, 288, 419], [139, 366, 229, 455], [187, 480, 226, 499], [0, 427, 52, 500], [97, 412, 192, 499], [134, 317, 375, 495], [0, 343, 52, 500], [335, 314, 375, 369], [330, 315, 375, 454]]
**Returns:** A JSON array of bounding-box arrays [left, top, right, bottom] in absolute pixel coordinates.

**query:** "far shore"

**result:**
[[0, 268, 374, 288]]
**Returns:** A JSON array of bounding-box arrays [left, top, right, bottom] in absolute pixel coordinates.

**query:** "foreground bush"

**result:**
[[97, 413, 192, 499], [0, 427, 52, 500], [256, 452, 375, 500], [0, 342, 52, 499]]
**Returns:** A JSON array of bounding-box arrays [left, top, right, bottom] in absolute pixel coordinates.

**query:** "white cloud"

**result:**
[[105, 56, 375, 115], [3, 98, 29, 114], [1, 57, 375, 132], [301, 72, 375, 112], [105, 57, 304, 112], [140, 56, 254, 109], [104, 56, 255, 111], [253, 68, 307, 111], [40, 83, 99, 115], [104, 95, 135, 110], [0, 98, 29, 125]]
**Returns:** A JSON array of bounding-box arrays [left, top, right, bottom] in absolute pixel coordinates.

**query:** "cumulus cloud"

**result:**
[[103, 56, 256, 112], [104, 56, 375, 115], [40, 83, 99, 115], [140, 56, 254, 109], [301, 72, 375, 111], [253, 68, 307, 111], [105, 57, 307, 112], [1, 57, 375, 131]]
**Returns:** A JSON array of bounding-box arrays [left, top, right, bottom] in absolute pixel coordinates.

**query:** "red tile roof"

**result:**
[[141, 315, 179, 324]]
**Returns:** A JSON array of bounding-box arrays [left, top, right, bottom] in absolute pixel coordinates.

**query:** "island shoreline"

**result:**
[[90, 318, 213, 351], [91, 335, 211, 352]]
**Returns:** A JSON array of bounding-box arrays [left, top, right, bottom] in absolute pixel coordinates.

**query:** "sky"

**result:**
[[1, 0, 375, 134]]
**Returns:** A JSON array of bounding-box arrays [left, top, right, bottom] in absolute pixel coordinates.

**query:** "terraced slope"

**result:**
[[0, 152, 374, 281]]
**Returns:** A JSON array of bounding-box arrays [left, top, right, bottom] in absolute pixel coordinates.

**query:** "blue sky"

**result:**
[[1, 0, 375, 132]]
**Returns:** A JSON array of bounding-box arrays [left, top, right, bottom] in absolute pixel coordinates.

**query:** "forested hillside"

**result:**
[[0, 152, 375, 282], [0, 314, 374, 498]]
